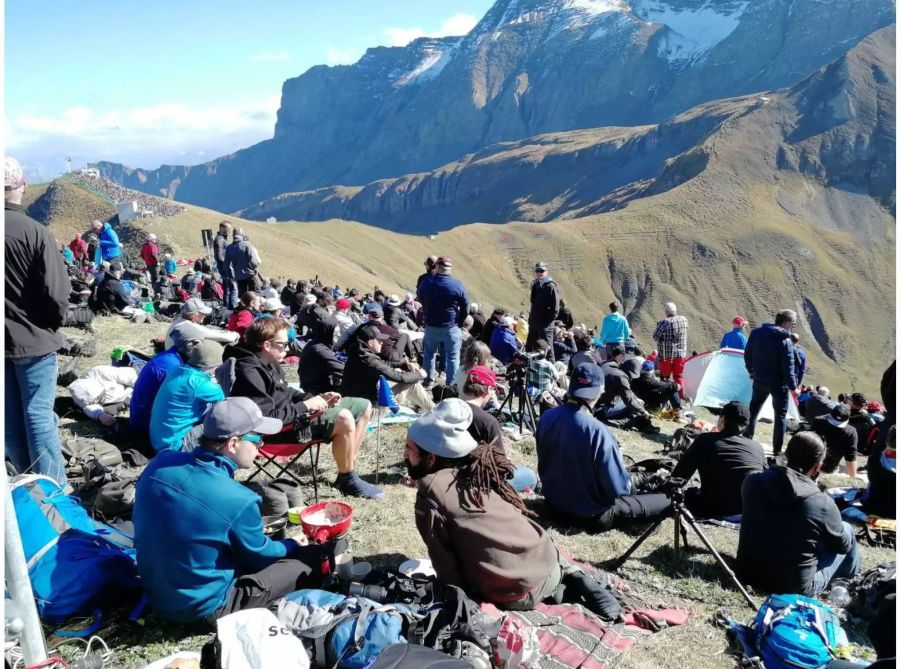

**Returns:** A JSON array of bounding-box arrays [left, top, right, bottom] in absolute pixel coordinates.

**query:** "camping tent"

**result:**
[[683, 348, 800, 423]]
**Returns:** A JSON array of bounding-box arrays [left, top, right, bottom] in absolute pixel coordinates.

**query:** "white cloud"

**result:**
[[325, 47, 364, 66], [6, 96, 282, 174], [383, 12, 478, 47], [249, 50, 291, 63]]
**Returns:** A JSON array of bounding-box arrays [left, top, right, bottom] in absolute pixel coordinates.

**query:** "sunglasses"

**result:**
[[269, 340, 289, 350], [242, 433, 262, 443]]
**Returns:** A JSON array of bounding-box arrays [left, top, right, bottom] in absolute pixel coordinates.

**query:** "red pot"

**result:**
[[299, 501, 353, 544]]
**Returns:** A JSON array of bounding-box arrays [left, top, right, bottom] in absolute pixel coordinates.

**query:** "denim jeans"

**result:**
[[811, 522, 862, 595], [5, 354, 66, 484], [745, 380, 790, 454], [423, 325, 462, 385]]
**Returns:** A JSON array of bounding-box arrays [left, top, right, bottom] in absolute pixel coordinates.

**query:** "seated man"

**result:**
[[737, 431, 861, 596], [149, 340, 225, 452], [165, 297, 239, 349], [811, 404, 858, 478], [536, 362, 670, 532], [341, 324, 434, 413], [526, 340, 565, 403], [130, 322, 206, 433], [134, 397, 333, 624], [631, 362, 681, 413], [490, 316, 521, 366], [461, 365, 538, 493], [299, 318, 344, 395], [95, 260, 135, 314], [595, 345, 658, 434], [231, 318, 379, 499], [406, 399, 560, 608], [848, 392, 877, 455], [670, 401, 766, 518], [804, 386, 836, 421]]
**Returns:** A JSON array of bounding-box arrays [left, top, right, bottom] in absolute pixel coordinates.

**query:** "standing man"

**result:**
[[527, 262, 560, 362], [140, 233, 160, 274], [90, 218, 123, 262], [598, 301, 630, 359], [418, 256, 469, 388], [720, 317, 748, 350], [5, 157, 71, 484], [225, 230, 261, 297], [743, 309, 797, 456], [213, 221, 237, 308], [652, 302, 688, 396]]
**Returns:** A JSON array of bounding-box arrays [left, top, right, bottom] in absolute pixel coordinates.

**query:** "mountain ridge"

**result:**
[[96, 0, 894, 217]]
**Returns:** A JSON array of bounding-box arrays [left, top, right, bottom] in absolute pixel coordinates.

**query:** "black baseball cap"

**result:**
[[357, 325, 389, 342], [720, 401, 751, 427]]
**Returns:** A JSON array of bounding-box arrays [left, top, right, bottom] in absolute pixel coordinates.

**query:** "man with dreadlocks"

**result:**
[[405, 399, 561, 608]]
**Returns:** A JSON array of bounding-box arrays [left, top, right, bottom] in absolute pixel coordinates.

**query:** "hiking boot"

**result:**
[[335, 471, 385, 500]]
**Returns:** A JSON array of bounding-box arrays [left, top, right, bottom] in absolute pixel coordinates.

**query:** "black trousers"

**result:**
[[573, 494, 671, 533], [207, 550, 323, 625], [526, 324, 556, 362]]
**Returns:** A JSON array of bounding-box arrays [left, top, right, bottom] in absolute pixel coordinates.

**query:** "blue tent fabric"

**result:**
[[694, 349, 753, 408]]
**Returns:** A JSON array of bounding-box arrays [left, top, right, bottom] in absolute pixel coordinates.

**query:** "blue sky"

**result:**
[[5, 0, 494, 179]]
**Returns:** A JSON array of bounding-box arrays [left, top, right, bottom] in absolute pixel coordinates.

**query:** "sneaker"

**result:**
[[336, 472, 385, 500]]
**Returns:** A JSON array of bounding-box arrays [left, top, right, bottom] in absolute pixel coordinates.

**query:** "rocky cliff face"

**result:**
[[236, 27, 895, 233], [98, 0, 894, 216]]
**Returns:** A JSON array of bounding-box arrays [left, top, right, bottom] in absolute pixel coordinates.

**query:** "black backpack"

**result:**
[[370, 644, 470, 668], [662, 425, 701, 456]]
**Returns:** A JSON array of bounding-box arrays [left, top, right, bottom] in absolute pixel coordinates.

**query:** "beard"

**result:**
[[405, 458, 430, 480]]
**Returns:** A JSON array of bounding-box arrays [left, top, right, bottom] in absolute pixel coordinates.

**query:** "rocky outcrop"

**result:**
[[237, 27, 896, 232], [98, 0, 894, 215]]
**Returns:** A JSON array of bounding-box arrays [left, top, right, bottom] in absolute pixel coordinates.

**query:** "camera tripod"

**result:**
[[495, 369, 540, 435], [611, 481, 758, 610]]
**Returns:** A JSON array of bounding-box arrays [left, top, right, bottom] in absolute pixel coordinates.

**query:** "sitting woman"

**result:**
[[454, 339, 494, 390], [226, 291, 261, 341]]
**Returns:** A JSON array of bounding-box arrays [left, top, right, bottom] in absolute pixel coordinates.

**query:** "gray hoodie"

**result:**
[[737, 466, 851, 596]]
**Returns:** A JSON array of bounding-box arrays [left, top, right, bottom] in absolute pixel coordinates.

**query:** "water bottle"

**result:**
[[829, 581, 851, 608]]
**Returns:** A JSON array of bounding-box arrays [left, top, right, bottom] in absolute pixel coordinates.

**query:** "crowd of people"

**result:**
[[66, 169, 186, 218], [4, 155, 895, 661]]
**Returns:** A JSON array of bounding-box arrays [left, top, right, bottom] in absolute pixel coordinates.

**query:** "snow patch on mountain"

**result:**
[[567, 0, 628, 15], [632, 0, 748, 63], [395, 41, 460, 87]]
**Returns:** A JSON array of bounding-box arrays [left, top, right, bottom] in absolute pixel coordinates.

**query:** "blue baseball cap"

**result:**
[[569, 362, 604, 400]]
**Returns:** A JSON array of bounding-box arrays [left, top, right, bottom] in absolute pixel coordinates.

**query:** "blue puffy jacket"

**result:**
[[490, 326, 520, 365], [744, 323, 796, 389], [129, 348, 183, 431], [417, 274, 468, 328], [134, 449, 295, 622], [536, 404, 632, 518], [98, 222, 121, 261]]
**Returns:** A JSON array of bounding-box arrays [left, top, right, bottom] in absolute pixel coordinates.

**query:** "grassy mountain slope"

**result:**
[[30, 174, 893, 397]]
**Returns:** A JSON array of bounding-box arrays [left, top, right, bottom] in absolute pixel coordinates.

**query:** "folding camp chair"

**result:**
[[245, 414, 326, 503]]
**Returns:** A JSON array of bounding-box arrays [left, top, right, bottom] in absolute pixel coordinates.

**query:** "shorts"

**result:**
[[310, 397, 371, 441]]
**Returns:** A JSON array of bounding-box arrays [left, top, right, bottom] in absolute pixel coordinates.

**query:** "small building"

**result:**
[[80, 167, 100, 178], [266, 217, 277, 224], [116, 200, 138, 222]]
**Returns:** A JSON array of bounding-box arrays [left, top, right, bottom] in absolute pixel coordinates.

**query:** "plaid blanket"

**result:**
[[483, 602, 689, 669], [482, 551, 690, 668]]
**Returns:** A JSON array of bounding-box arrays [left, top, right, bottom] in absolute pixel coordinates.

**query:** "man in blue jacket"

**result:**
[[417, 256, 469, 387], [536, 362, 670, 532], [134, 397, 330, 624], [90, 219, 122, 261], [720, 316, 748, 350], [743, 309, 797, 456], [490, 316, 521, 365]]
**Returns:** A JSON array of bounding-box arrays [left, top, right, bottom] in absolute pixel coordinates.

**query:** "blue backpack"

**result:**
[[10, 475, 141, 624], [721, 593, 849, 669]]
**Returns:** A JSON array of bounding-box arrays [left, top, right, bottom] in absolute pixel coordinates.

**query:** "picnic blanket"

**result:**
[[482, 549, 690, 668], [483, 601, 689, 669]]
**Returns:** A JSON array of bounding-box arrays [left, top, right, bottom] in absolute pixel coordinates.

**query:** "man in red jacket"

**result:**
[[141, 233, 160, 273]]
